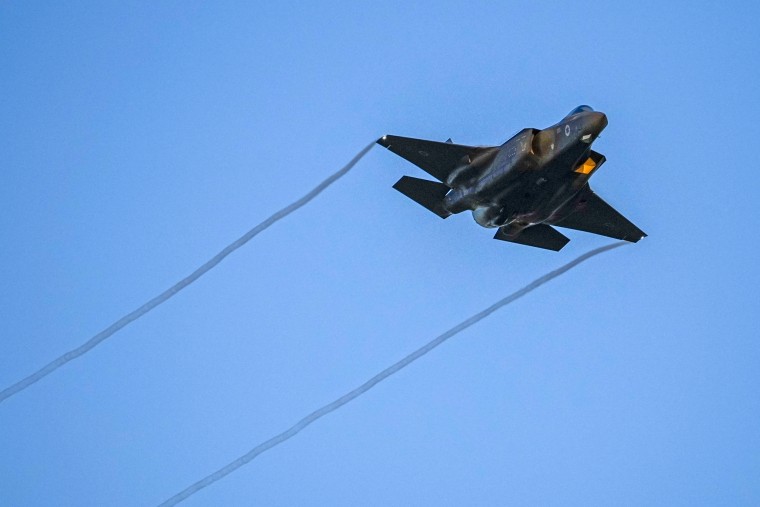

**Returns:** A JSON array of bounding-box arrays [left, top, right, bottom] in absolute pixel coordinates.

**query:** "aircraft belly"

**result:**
[[474, 172, 579, 229]]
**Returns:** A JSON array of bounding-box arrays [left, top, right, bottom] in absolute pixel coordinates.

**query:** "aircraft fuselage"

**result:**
[[377, 106, 645, 250], [442, 109, 608, 237]]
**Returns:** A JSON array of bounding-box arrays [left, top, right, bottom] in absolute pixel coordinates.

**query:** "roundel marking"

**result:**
[[564, 124, 570, 136]]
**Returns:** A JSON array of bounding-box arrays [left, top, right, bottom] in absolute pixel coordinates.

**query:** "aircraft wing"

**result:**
[[550, 185, 647, 242], [377, 135, 485, 183]]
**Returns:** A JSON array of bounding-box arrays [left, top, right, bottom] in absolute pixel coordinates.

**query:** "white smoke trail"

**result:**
[[158, 241, 627, 506], [0, 141, 377, 405]]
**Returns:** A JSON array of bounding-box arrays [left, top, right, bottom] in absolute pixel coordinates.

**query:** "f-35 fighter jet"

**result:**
[[377, 106, 646, 251]]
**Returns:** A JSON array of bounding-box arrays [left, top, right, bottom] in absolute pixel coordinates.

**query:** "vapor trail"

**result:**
[[158, 241, 627, 506], [0, 141, 376, 405]]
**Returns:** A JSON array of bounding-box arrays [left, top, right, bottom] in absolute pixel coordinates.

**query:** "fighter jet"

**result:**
[[377, 106, 646, 251]]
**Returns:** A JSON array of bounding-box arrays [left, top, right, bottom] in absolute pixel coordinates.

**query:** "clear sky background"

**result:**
[[2, 2, 759, 505]]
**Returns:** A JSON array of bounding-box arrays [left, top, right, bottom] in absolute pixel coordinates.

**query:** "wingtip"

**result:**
[[376, 135, 390, 147], [625, 231, 647, 243]]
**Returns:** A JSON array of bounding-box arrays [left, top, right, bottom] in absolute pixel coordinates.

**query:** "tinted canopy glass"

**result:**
[[568, 105, 594, 116]]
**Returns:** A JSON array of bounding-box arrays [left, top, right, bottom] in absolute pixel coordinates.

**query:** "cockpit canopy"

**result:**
[[567, 105, 594, 116]]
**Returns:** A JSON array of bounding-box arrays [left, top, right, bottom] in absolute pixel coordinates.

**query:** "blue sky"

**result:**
[[1, 1, 759, 505]]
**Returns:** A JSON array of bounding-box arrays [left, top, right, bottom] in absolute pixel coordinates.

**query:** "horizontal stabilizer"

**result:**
[[393, 176, 451, 218], [494, 224, 570, 251], [551, 185, 646, 242]]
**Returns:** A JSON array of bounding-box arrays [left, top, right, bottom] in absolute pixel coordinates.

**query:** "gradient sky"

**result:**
[[2, 2, 759, 505]]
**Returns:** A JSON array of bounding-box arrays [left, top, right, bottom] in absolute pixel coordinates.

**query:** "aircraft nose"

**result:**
[[581, 112, 608, 142], [589, 111, 608, 131]]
